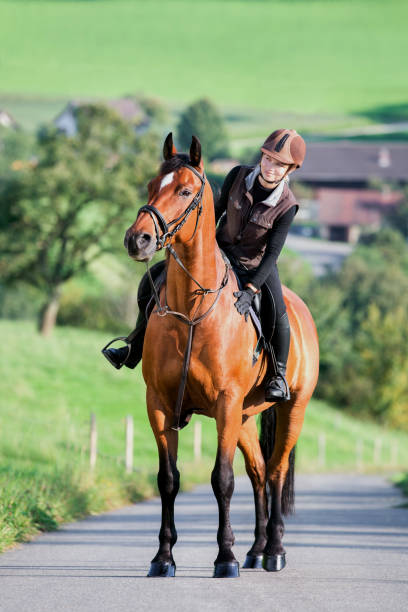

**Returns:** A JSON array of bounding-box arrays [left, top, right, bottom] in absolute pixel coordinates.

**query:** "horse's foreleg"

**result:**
[[237, 416, 268, 569], [146, 392, 179, 577], [211, 392, 243, 578], [264, 397, 307, 572]]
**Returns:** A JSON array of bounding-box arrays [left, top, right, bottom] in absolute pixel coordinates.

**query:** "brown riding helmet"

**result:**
[[261, 129, 306, 168]]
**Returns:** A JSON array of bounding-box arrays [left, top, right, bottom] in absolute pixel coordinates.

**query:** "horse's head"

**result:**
[[124, 133, 205, 261]]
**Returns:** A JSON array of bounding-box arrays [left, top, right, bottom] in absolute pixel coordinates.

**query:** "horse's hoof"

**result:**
[[147, 561, 176, 577], [262, 553, 286, 572], [242, 554, 264, 569], [213, 561, 240, 578]]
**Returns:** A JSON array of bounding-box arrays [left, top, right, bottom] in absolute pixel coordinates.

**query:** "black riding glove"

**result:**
[[233, 288, 256, 321]]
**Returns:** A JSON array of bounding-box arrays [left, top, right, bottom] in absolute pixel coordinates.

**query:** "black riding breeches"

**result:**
[[262, 264, 286, 319]]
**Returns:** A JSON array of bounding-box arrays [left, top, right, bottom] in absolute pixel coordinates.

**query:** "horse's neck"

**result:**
[[166, 188, 223, 316]]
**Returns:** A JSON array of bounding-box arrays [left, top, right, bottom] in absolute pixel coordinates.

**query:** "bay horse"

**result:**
[[124, 133, 319, 578]]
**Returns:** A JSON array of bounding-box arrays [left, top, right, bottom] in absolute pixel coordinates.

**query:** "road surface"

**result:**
[[1, 474, 407, 612], [286, 234, 352, 276]]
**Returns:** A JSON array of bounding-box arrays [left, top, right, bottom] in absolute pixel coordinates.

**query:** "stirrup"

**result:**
[[101, 336, 132, 369], [265, 372, 290, 402]]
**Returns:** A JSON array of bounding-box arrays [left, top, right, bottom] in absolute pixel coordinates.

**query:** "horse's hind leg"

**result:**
[[264, 397, 307, 572], [211, 392, 243, 578], [237, 416, 268, 569], [146, 390, 179, 577]]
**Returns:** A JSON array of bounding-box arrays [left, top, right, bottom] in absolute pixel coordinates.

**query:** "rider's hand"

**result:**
[[233, 288, 256, 321]]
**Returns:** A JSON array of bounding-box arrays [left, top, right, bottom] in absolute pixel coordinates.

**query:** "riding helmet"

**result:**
[[261, 129, 306, 168]]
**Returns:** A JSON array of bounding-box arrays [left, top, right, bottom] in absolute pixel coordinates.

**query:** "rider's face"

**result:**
[[260, 154, 289, 184]]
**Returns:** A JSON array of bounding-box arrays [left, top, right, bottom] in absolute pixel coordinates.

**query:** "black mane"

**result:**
[[160, 153, 190, 175]]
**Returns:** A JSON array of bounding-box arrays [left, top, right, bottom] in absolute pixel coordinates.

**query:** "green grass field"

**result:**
[[2, 318, 408, 551], [0, 1, 407, 118]]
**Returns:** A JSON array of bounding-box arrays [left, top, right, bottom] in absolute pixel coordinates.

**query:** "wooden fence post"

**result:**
[[90, 413, 97, 470], [125, 415, 134, 474], [194, 421, 202, 461]]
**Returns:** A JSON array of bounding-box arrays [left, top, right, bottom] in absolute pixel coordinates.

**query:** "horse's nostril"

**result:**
[[136, 233, 152, 250]]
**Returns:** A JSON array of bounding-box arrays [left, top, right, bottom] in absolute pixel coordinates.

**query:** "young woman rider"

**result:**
[[102, 129, 306, 402]]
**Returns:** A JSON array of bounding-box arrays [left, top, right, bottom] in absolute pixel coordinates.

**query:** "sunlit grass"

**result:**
[[0, 1, 406, 116]]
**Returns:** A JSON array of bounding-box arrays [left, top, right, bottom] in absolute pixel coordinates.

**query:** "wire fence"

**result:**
[[1, 409, 406, 474]]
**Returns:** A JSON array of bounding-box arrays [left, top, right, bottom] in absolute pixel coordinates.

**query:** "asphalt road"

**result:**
[[286, 235, 352, 276], [1, 474, 407, 612]]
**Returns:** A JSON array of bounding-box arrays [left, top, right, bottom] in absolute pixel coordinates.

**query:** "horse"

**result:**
[[124, 133, 319, 578]]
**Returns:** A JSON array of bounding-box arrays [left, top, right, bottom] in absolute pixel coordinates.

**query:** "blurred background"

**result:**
[[1, 0, 408, 550]]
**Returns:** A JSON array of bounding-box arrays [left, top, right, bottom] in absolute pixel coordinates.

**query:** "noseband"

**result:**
[[137, 164, 205, 250]]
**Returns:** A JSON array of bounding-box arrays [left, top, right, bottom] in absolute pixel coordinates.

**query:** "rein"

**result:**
[[138, 164, 230, 430]]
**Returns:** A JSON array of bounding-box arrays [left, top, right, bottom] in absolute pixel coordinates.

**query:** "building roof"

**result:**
[[317, 187, 403, 226], [295, 141, 408, 183], [54, 98, 147, 137]]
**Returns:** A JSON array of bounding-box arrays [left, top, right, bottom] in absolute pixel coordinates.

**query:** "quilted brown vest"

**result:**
[[217, 166, 298, 269]]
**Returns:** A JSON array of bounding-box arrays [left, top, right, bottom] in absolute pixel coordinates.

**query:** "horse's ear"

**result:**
[[163, 132, 177, 160], [189, 135, 202, 168]]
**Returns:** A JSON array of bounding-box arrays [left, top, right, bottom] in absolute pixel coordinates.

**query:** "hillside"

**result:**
[[0, 1, 406, 117]]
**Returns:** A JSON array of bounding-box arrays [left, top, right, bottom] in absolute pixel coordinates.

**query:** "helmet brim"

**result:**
[[260, 147, 301, 168]]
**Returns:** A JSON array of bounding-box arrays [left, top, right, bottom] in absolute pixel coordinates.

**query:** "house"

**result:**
[[0, 110, 19, 129], [54, 98, 148, 137], [292, 142, 407, 242]]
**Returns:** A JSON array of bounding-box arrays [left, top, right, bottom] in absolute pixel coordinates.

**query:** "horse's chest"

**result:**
[[143, 325, 219, 405]]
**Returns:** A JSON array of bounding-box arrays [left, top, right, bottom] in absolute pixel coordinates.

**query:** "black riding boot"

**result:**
[[101, 260, 166, 370], [102, 312, 146, 370], [265, 311, 291, 402]]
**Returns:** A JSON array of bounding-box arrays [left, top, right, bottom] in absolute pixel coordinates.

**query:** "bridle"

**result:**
[[137, 164, 205, 251], [135, 163, 230, 430]]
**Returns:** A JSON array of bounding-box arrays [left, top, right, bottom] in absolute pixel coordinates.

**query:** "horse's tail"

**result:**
[[260, 407, 296, 516]]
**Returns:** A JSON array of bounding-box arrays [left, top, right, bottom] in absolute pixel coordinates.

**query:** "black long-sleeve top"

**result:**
[[215, 166, 296, 290]]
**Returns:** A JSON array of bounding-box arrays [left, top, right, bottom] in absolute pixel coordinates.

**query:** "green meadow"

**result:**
[[0, 0, 407, 119], [2, 319, 408, 551]]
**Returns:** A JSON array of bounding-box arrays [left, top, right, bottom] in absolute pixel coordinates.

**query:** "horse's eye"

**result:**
[[180, 189, 191, 197]]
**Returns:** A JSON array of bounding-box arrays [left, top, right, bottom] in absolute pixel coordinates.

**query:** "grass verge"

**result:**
[[393, 473, 408, 506]]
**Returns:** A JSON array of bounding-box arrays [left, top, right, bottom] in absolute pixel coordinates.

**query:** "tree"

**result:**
[[355, 304, 408, 427], [0, 127, 36, 178], [0, 104, 159, 335], [177, 98, 229, 161], [385, 187, 408, 239], [308, 227, 408, 428]]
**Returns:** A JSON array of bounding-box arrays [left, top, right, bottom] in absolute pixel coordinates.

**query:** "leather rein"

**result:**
[[137, 164, 230, 430]]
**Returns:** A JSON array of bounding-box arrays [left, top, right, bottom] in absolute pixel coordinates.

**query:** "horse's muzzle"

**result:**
[[124, 230, 155, 261]]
